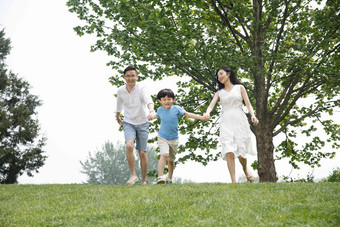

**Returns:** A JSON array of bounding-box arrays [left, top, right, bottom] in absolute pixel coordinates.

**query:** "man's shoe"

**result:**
[[156, 176, 166, 184], [126, 176, 138, 185], [166, 179, 172, 184]]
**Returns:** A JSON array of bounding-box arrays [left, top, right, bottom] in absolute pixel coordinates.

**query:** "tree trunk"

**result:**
[[256, 125, 277, 182], [3, 163, 19, 184]]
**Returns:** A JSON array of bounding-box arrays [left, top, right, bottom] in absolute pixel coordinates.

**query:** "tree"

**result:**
[[0, 29, 47, 184], [80, 141, 159, 184], [67, 0, 340, 182]]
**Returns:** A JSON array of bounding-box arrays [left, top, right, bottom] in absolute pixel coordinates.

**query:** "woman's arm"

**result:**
[[203, 92, 219, 121], [240, 85, 259, 125]]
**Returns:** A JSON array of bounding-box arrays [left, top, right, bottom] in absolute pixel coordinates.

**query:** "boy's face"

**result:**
[[124, 70, 138, 86], [158, 96, 175, 109]]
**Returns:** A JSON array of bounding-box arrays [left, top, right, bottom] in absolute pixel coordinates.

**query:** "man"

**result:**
[[116, 66, 154, 184]]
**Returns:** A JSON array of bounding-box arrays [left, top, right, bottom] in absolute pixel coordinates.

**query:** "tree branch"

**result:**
[[273, 103, 321, 137], [210, 0, 248, 52], [272, 80, 323, 129]]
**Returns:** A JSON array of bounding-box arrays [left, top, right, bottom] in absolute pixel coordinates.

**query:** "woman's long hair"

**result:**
[[216, 67, 242, 90]]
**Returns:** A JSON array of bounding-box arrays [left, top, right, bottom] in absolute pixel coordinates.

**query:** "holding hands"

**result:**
[[203, 113, 210, 121], [147, 111, 157, 121]]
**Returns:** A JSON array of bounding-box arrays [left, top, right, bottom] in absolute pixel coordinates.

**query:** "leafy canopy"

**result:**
[[0, 29, 47, 184], [67, 1, 339, 173]]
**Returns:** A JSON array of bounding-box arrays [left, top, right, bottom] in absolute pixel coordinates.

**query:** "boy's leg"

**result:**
[[157, 136, 170, 184], [167, 139, 179, 181], [226, 152, 236, 183], [135, 122, 149, 184], [167, 160, 174, 180], [158, 153, 168, 177]]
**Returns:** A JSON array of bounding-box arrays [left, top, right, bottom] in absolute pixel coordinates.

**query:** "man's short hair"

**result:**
[[124, 66, 138, 75], [157, 89, 175, 100]]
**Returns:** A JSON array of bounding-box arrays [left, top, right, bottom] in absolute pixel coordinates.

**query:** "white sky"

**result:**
[[1, 0, 338, 184]]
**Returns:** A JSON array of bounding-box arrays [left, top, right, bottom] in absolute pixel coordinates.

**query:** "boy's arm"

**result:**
[[184, 112, 207, 121]]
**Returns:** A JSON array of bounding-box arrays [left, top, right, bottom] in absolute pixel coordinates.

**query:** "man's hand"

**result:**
[[116, 116, 123, 125], [147, 112, 157, 121]]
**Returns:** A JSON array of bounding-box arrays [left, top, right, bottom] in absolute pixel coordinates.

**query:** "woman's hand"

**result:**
[[203, 113, 211, 121], [251, 115, 259, 126]]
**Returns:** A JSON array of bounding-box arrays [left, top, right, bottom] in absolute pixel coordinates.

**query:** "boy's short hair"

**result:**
[[123, 66, 138, 75], [157, 89, 175, 100]]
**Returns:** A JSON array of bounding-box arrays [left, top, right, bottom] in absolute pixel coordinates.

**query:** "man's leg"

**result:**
[[135, 122, 149, 184], [138, 150, 148, 184], [126, 140, 137, 177], [123, 122, 138, 184]]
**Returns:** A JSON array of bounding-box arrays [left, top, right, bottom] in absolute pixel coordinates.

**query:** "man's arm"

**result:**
[[116, 112, 123, 125]]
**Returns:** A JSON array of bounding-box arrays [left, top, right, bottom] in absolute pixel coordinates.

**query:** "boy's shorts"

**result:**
[[123, 121, 149, 151], [157, 136, 179, 162]]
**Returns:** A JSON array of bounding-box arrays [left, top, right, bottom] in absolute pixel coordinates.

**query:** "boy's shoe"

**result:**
[[166, 179, 172, 184], [156, 176, 166, 184], [126, 175, 138, 185]]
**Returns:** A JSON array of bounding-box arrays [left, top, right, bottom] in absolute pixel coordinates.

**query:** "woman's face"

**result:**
[[217, 69, 230, 84]]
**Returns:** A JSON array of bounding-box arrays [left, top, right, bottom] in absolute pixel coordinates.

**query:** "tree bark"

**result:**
[[256, 125, 277, 182]]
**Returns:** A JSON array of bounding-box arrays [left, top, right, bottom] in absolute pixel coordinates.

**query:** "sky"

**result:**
[[1, 0, 339, 184]]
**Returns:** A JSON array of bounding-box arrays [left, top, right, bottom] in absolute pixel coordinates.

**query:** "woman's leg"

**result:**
[[226, 152, 236, 183], [238, 155, 253, 182]]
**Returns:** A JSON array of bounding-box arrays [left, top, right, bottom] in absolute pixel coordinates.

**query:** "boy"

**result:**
[[148, 88, 207, 184], [116, 66, 155, 185]]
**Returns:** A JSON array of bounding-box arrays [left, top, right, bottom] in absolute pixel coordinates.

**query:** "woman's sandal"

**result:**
[[246, 175, 254, 183]]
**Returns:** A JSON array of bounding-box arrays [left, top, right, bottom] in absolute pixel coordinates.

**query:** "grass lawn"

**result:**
[[0, 183, 339, 226]]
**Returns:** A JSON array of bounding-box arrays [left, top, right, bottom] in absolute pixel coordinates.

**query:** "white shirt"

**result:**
[[116, 83, 153, 125]]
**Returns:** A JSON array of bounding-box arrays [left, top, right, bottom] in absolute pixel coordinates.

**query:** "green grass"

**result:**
[[1, 183, 339, 226]]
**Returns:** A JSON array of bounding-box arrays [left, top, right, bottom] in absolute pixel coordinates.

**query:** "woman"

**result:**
[[204, 67, 259, 183]]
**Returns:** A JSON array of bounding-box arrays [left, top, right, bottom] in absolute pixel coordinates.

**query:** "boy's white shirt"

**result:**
[[116, 82, 153, 125]]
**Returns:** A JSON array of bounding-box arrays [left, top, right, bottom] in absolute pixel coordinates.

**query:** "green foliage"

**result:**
[[80, 141, 158, 184], [326, 167, 340, 182], [0, 183, 339, 226], [283, 172, 315, 183], [0, 29, 46, 184], [66, 0, 340, 180]]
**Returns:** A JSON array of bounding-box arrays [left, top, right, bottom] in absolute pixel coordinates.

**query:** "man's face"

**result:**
[[158, 96, 175, 109], [124, 70, 138, 86]]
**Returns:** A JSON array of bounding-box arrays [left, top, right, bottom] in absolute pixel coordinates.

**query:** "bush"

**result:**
[[326, 168, 340, 182]]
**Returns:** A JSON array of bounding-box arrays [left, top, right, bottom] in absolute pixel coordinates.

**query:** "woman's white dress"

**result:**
[[218, 84, 256, 160]]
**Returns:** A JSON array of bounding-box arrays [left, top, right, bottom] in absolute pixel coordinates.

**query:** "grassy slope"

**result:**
[[0, 183, 339, 226]]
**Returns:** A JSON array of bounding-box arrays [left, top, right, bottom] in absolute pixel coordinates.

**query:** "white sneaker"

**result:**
[[126, 175, 138, 185], [156, 175, 166, 184]]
